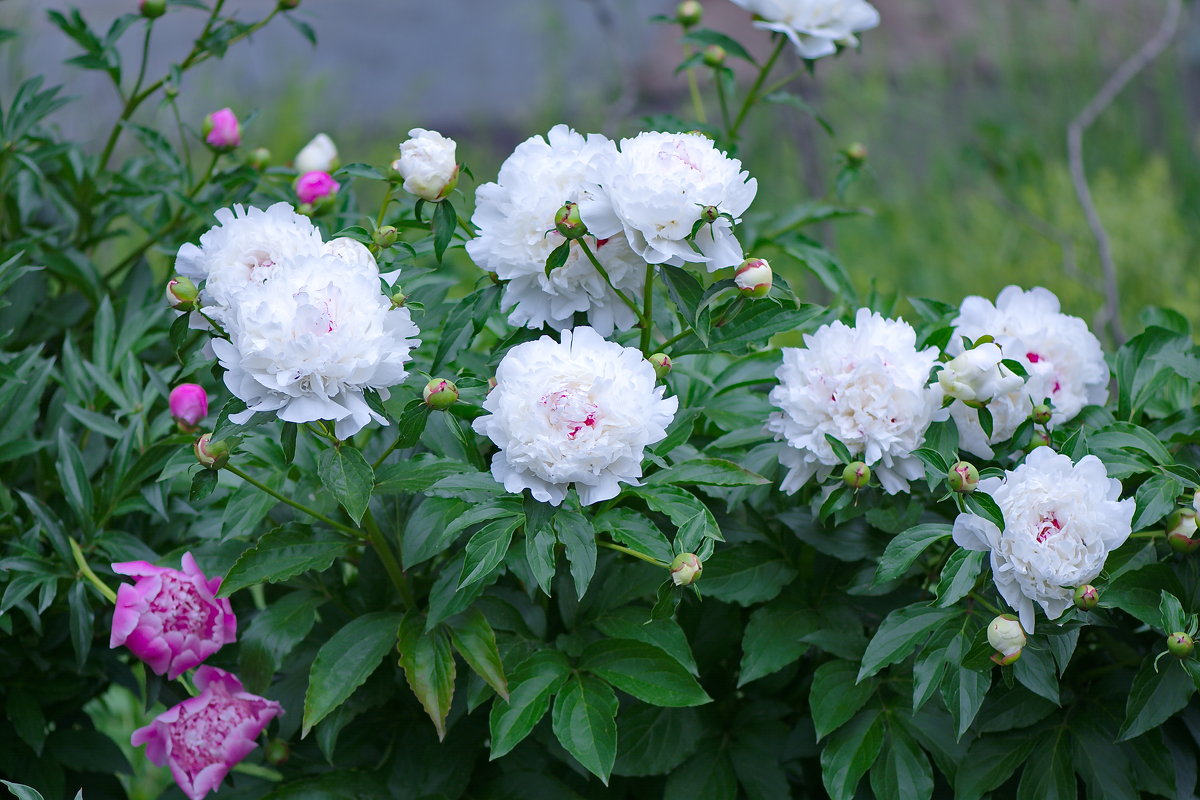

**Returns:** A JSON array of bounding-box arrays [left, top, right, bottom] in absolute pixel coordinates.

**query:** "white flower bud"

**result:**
[[396, 128, 459, 202], [987, 614, 1026, 664], [734, 257, 772, 298], [937, 343, 1023, 405], [294, 133, 338, 174], [669, 553, 702, 586]]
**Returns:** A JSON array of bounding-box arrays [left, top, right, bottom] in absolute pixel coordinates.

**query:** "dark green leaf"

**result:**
[[738, 604, 816, 686], [824, 434, 854, 465], [458, 515, 522, 589], [699, 543, 796, 606], [613, 705, 700, 777], [819, 709, 885, 800], [552, 674, 618, 785], [962, 491, 1005, 532], [954, 729, 1039, 800], [858, 605, 956, 681], [67, 581, 94, 672], [595, 608, 699, 677], [431, 198, 457, 262], [811, 660, 874, 741], [873, 524, 952, 585], [317, 446, 374, 524], [681, 28, 755, 63], [581, 638, 710, 707], [219, 526, 353, 597], [933, 549, 985, 607], [397, 612, 456, 740], [869, 724, 933, 800], [303, 611, 403, 736], [489, 650, 571, 758], [448, 608, 508, 701], [1016, 729, 1075, 800], [544, 240, 570, 276], [1131, 473, 1181, 531], [555, 510, 597, 600], [239, 592, 322, 694], [1117, 655, 1195, 741]]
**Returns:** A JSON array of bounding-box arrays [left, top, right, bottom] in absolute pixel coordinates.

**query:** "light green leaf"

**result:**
[[218, 526, 353, 597]]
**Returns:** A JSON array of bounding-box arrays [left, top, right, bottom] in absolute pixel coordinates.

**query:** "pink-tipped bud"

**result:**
[[987, 615, 1025, 665], [669, 553, 702, 586], [842, 461, 870, 490], [948, 461, 979, 493], [676, 0, 702, 27], [554, 202, 587, 240], [374, 225, 398, 250], [140, 0, 166, 18], [247, 147, 271, 171], [844, 142, 868, 165], [1167, 508, 1200, 555], [700, 205, 720, 224], [295, 171, 340, 205], [649, 353, 672, 380], [1031, 403, 1053, 426], [702, 45, 726, 67], [1167, 631, 1194, 658], [194, 434, 230, 470], [169, 384, 208, 431], [423, 378, 458, 410], [735, 257, 772, 299], [202, 108, 240, 151], [165, 276, 198, 311], [1073, 584, 1099, 611]]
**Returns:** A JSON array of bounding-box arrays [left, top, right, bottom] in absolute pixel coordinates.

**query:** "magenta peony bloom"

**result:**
[[169, 384, 209, 430], [132, 666, 283, 800], [203, 108, 241, 150], [295, 170, 340, 204], [110, 553, 237, 679]]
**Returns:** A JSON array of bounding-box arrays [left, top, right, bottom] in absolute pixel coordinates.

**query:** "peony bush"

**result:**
[[2, 1, 1199, 798]]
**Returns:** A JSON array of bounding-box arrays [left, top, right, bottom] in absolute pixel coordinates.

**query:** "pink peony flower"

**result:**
[[110, 553, 237, 679], [203, 108, 241, 150], [132, 666, 283, 800], [169, 384, 209, 430], [295, 170, 340, 205]]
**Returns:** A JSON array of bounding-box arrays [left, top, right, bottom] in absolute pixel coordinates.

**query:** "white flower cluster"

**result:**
[[766, 308, 944, 495], [175, 202, 419, 438], [469, 126, 756, 335], [473, 327, 677, 506], [729, 0, 881, 60], [948, 286, 1108, 458], [953, 448, 1133, 632]]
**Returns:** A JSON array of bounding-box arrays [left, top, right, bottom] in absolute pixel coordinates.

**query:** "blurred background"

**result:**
[[3, 0, 1199, 338]]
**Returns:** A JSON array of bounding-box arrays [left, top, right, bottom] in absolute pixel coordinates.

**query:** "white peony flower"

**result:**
[[765, 308, 944, 495], [174, 203, 324, 320], [395, 128, 459, 202], [466, 125, 644, 336], [953, 448, 1133, 633], [937, 343, 1024, 405], [211, 253, 420, 439], [729, 0, 881, 60], [473, 326, 677, 506], [295, 133, 338, 174], [577, 131, 756, 271], [948, 286, 1108, 458]]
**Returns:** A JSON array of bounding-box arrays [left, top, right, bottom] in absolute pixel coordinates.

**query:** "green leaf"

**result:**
[[1117, 655, 1195, 741], [431, 283, 501, 371], [374, 456, 468, 494], [219, 526, 353, 597], [1016, 728, 1075, 800], [858, 604, 956, 681], [1090, 421, 1174, 465], [933, 549, 984, 607], [869, 724, 933, 800], [873, 524, 951, 585], [239, 592, 322, 694], [581, 638, 710, 707], [67, 581, 94, 672], [1012, 643, 1059, 705], [645, 458, 769, 487], [303, 611, 403, 736], [1, 783, 45, 800], [824, 434, 854, 465], [458, 515, 522, 589], [962, 491, 1005, 532], [555, 509, 596, 600], [595, 607, 699, 677], [317, 446, 374, 524], [6, 692, 45, 756], [632, 485, 722, 552], [189, 467, 218, 502], [954, 729, 1039, 800], [56, 428, 93, 527], [941, 629, 990, 740], [1130, 473, 1181, 531], [699, 543, 796, 606], [397, 612, 456, 740], [1101, 563, 1187, 628], [489, 650, 571, 758], [544, 240, 570, 275], [552, 674, 618, 785], [811, 660, 874, 741], [594, 508, 673, 563], [738, 604, 816, 686], [447, 608, 508, 701], [524, 503, 557, 596], [1159, 591, 1187, 633], [613, 705, 700, 778], [1071, 715, 1137, 800], [431, 198, 457, 262], [664, 740, 737, 800], [819, 709, 885, 800], [681, 28, 756, 63]]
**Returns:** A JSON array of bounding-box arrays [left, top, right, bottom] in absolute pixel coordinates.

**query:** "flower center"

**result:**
[[541, 388, 599, 440], [1026, 352, 1041, 363], [149, 574, 216, 638], [1035, 513, 1062, 544]]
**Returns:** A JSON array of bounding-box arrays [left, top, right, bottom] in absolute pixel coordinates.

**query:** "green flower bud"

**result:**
[[248, 147, 271, 171], [194, 433, 229, 470], [389, 288, 407, 309], [1028, 428, 1052, 450], [669, 553, 702, 586], [842, 461, 870, 490], [1073, 584, 1099, 611], [702, 44, 726, 67], [1031, 403, 1053, 426], [700, 205, 720, 224], [554, 202, 587, 240], [844, 142, 868, 164], [423, 378, 459, 410], [165, 276, 198, 311], [374, 225, 398, 250], [1167, 631, 1194, 658], [947, 461, 979, 493], [140, 0, 167, 18], [676, 0, 702, 27], [649, 352, 672, 380], [264, 738, 290, 765], [278, 0, 300, 9]]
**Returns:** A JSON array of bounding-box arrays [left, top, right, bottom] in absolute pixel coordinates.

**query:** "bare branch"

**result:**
[[1067, 0, 1182, 345]]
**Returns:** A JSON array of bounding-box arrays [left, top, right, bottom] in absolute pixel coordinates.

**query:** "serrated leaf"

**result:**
[[317, 446, 374, 524], [581, 638, 710, 707], [303, 611, 403, 736], [219, 526, 353, 597], [397, 612, 456, 739]]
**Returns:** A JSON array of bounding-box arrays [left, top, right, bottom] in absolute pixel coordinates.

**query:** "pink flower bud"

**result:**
[[948, 460, 979, 493], [110, 553, 237, 679], [735, 257, 772, 298], [202, 108, 240, 150], [169, 384, 208, 431], [1167, 508, 1200, 554], [423, 378, 459, 410], [1073, 584, 1099, 610], [131, 666, 282, 800], [295, 170, 340, 205]]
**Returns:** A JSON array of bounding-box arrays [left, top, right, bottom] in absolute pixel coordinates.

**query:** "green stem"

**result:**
[[682, 45, 707, 124], [372, 430, 407, 470], [225, 464, 364, 540], [1130, 529, 1164, 539], [456, 213, 475, 238], [362, 510, 416, 607], [760, 66, 806, 99], [729, 36, 787, 140], [128, 23, 154, 110], [658, 327, 696, 352], [69, 538, 118, 604], [968, 592, 1005, 617], [713, 67, 732, 134], [232, 763, 283, 782], [639, 263, 655, 353], [577, 238, 645, 326], [598, 540, 668, 568]]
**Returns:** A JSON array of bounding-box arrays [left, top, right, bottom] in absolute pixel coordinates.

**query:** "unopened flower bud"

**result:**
[[1167, 631, 1194, 658], [295, 170, 340, 205], [1167, 507, 1200, 554], [947, 461, 979, 493], [937, 343, 1022, 405], [396, 128, 459, 202], [1032, 403, 1053, 426], [294, 132, 338, 174], [423, 378, 458, 410], [649, 353, 672, 380], [139, 0, 167, 18], [700, 205, 720, 224], [263, 738, 290, 765], [676, 0, 702, 27], [844, 142, 867, 164], [194, 433, 229, 470], [1073, 584, 1099, 611], [554, 202, 587, 240], [842, 461, 870, 490], [987, 614, 1025, 665], [202, 108, 240, 151], [169, 384, 208, 431], [165, 276, 198, 310], [247, 147, 271, 171], [669, 553, 702, 586], [734, 257, 772, 298], [278, 0, 300, 9], [374, 225, 398, 250], [1029, 428, 1052, 450], [702, 44, 726, 67], [389, 289, 407, 309]]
